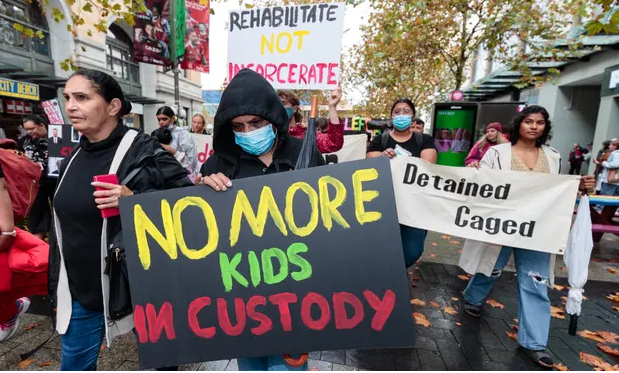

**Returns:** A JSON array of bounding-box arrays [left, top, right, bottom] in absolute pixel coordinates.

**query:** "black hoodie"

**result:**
[[201, 69, 324, 179]]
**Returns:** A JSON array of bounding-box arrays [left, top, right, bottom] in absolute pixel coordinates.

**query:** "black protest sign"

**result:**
[[118, 157, 414, 369], [47, 124, 79, 177]]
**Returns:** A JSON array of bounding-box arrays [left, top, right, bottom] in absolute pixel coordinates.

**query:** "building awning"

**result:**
[[125, 94, 165, 105], [0, 63, 68, 90], [461, 35, 619, 101]]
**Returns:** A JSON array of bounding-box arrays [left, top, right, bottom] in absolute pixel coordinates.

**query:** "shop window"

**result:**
[[106, 24, 140, 84], [0, 0, 50, 56]]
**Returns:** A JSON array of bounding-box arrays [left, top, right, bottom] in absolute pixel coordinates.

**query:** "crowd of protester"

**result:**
[[0, 67, 600, 370]]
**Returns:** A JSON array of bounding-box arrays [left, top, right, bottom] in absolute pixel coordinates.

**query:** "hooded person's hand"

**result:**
[[197, 173, 232, 192]]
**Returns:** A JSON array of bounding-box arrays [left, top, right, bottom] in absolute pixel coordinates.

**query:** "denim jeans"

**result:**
[[61, 301, 178, 371], [602, 182, 619, 196], [400, 224, 428, 268], [463, 246, 551, 351], [237, 355, 308, 371], [60, 301, 105, 371]]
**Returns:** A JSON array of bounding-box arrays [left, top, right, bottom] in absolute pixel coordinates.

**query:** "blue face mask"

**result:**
[[392, 115, 412, 131], [285, 107, 295, 120], [234, 123, 276, 156]]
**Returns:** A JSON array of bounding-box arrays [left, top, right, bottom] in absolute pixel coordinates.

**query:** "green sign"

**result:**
[[0, 78, 39, 101], [434, 108, 476, 167]]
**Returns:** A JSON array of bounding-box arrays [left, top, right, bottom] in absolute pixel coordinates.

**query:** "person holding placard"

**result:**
[[367, 98, 437, 268], [280, 89, 344, 154], [197, 68, 324, 371], [459, 105, 595, 368]]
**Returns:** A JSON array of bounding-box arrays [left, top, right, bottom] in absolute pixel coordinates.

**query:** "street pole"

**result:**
[[170, 0, 181, 120]]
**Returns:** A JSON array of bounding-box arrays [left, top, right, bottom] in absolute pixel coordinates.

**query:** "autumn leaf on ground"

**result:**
[[458, 249, 463, 254], [578, 330, 606, 343], [408, 271, 413, 275], [413, 276, 420, 281], [513, 318, 519, 323], [429, 253, 437, 258], [456, 322, 462, 326], [553, 284, 566, 291], [22, 323, 39, 331], [100, 344, 107, 351], [551, 306, 565, 319], [413, 312, 431, 327], [506, 331, 518, 340], [605, 292, 619, 302], [579, 352, 619, 371], [597, 331, 619, 344], [607, 268, 618, 274], [613, 306, 619, 312], [429, 301, 441, 308], [410, 299, 426, 306], [17, 359, 35, 369], [449, 240, 460, 245], [441, 235, 451, 240], [559, 266, 567, 272], [457, 275, 470, 281], [486, 299, 505, 309], [553, 363, 570, 371], [510, 325, 519, 332], [444, 306, 458, 315], [309, 368, 320, 371], [598, 344, 619, 357], [38, 361, 52, 367], [431, 242, 437, 246], [451, 297, 459, 301]]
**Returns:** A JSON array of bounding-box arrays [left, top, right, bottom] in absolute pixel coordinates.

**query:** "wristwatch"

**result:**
[[0, 230, 16, 237]]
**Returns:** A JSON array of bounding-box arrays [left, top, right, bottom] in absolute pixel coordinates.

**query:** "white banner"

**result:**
[[391, 157, 580, 254], [227, 3, 345, 89], [324, 134, 366, 163], [192, 133, 366, 172]]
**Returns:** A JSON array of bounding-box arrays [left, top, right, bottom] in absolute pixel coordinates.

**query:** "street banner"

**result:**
[[133, 0, 181, 67], [391, 157, 580, 254], [47, 124, 80, 177], [227, 3, 345, 89], [41, 99, 65, 125], [191, 133, 366, 172], [119, 157, 414, 368], [180, 0, 210, 72]]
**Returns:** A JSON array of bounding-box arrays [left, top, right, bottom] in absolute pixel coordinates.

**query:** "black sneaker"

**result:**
[[523, 348, 554, 368], [463, 301, 481, 317]]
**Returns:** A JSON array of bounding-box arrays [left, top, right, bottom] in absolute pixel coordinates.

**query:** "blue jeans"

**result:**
[[400, 224, 428, 268], [602, 182, 619, 196], [61, 301, 178, 371], [61, 301, 105, 371], [463, 246, 551, 351], [237, 355, 308, 371]]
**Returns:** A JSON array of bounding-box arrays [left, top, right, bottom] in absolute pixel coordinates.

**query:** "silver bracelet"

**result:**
[[0, 230, 16, 236]]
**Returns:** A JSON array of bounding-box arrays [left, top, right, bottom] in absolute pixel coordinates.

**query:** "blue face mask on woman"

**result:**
[[234, 123, 276, 156], [392, 115, 412, 131], [285, 107, 295, 120]]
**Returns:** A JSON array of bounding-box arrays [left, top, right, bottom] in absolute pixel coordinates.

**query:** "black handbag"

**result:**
[[104, 231, 132, 321]]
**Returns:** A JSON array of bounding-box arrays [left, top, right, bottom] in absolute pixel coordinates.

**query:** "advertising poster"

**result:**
[[227, 3, 345, 89], [133, 0, 173, 67], [433, 104, 477, 167], [180, 0, 210, 72]]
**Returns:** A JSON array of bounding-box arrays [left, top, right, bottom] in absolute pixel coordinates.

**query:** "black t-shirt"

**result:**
[[367, 133, 436, 157], [54, 125, 127, 311]]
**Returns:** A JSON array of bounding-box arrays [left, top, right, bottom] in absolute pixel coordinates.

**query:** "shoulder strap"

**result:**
[[381, 132, 390, 150], [109, 129, 139, 174], [414, 132, 423, 148]]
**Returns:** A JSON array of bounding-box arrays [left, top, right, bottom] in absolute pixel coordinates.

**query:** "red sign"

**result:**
[[180, 0, 210, 73], [450, 90, 464, 101], [4, 99, 33, 114], [23, 101, 33, 114]]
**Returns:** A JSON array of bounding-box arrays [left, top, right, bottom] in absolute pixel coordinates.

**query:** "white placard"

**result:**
[[42, 99, 65, 124], [324, 134, 367, 163], [227, 3, 345, 89], [191, 133, 214, 173], [391, 157, 580, 254]]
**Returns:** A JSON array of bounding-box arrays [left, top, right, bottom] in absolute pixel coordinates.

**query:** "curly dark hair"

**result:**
[[508, 105, 552, 147]]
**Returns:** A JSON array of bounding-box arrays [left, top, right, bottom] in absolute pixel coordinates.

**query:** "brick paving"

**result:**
[[1, 233, 619, 371]]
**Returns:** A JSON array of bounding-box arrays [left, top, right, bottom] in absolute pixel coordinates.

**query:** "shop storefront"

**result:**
[[0, 76, 43, 139]]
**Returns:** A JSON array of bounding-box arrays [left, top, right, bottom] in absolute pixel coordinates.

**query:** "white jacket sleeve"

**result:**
[[177, 130, 198, 174]]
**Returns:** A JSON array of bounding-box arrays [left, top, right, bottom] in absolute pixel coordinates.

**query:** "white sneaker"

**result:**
[[0, 297, 30, 342]]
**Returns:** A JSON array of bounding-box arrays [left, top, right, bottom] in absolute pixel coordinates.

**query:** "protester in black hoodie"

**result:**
[[197, 69, 324, 371]]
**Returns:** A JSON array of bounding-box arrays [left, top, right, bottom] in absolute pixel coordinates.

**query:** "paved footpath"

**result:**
[[1, 232, 619, 371]]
